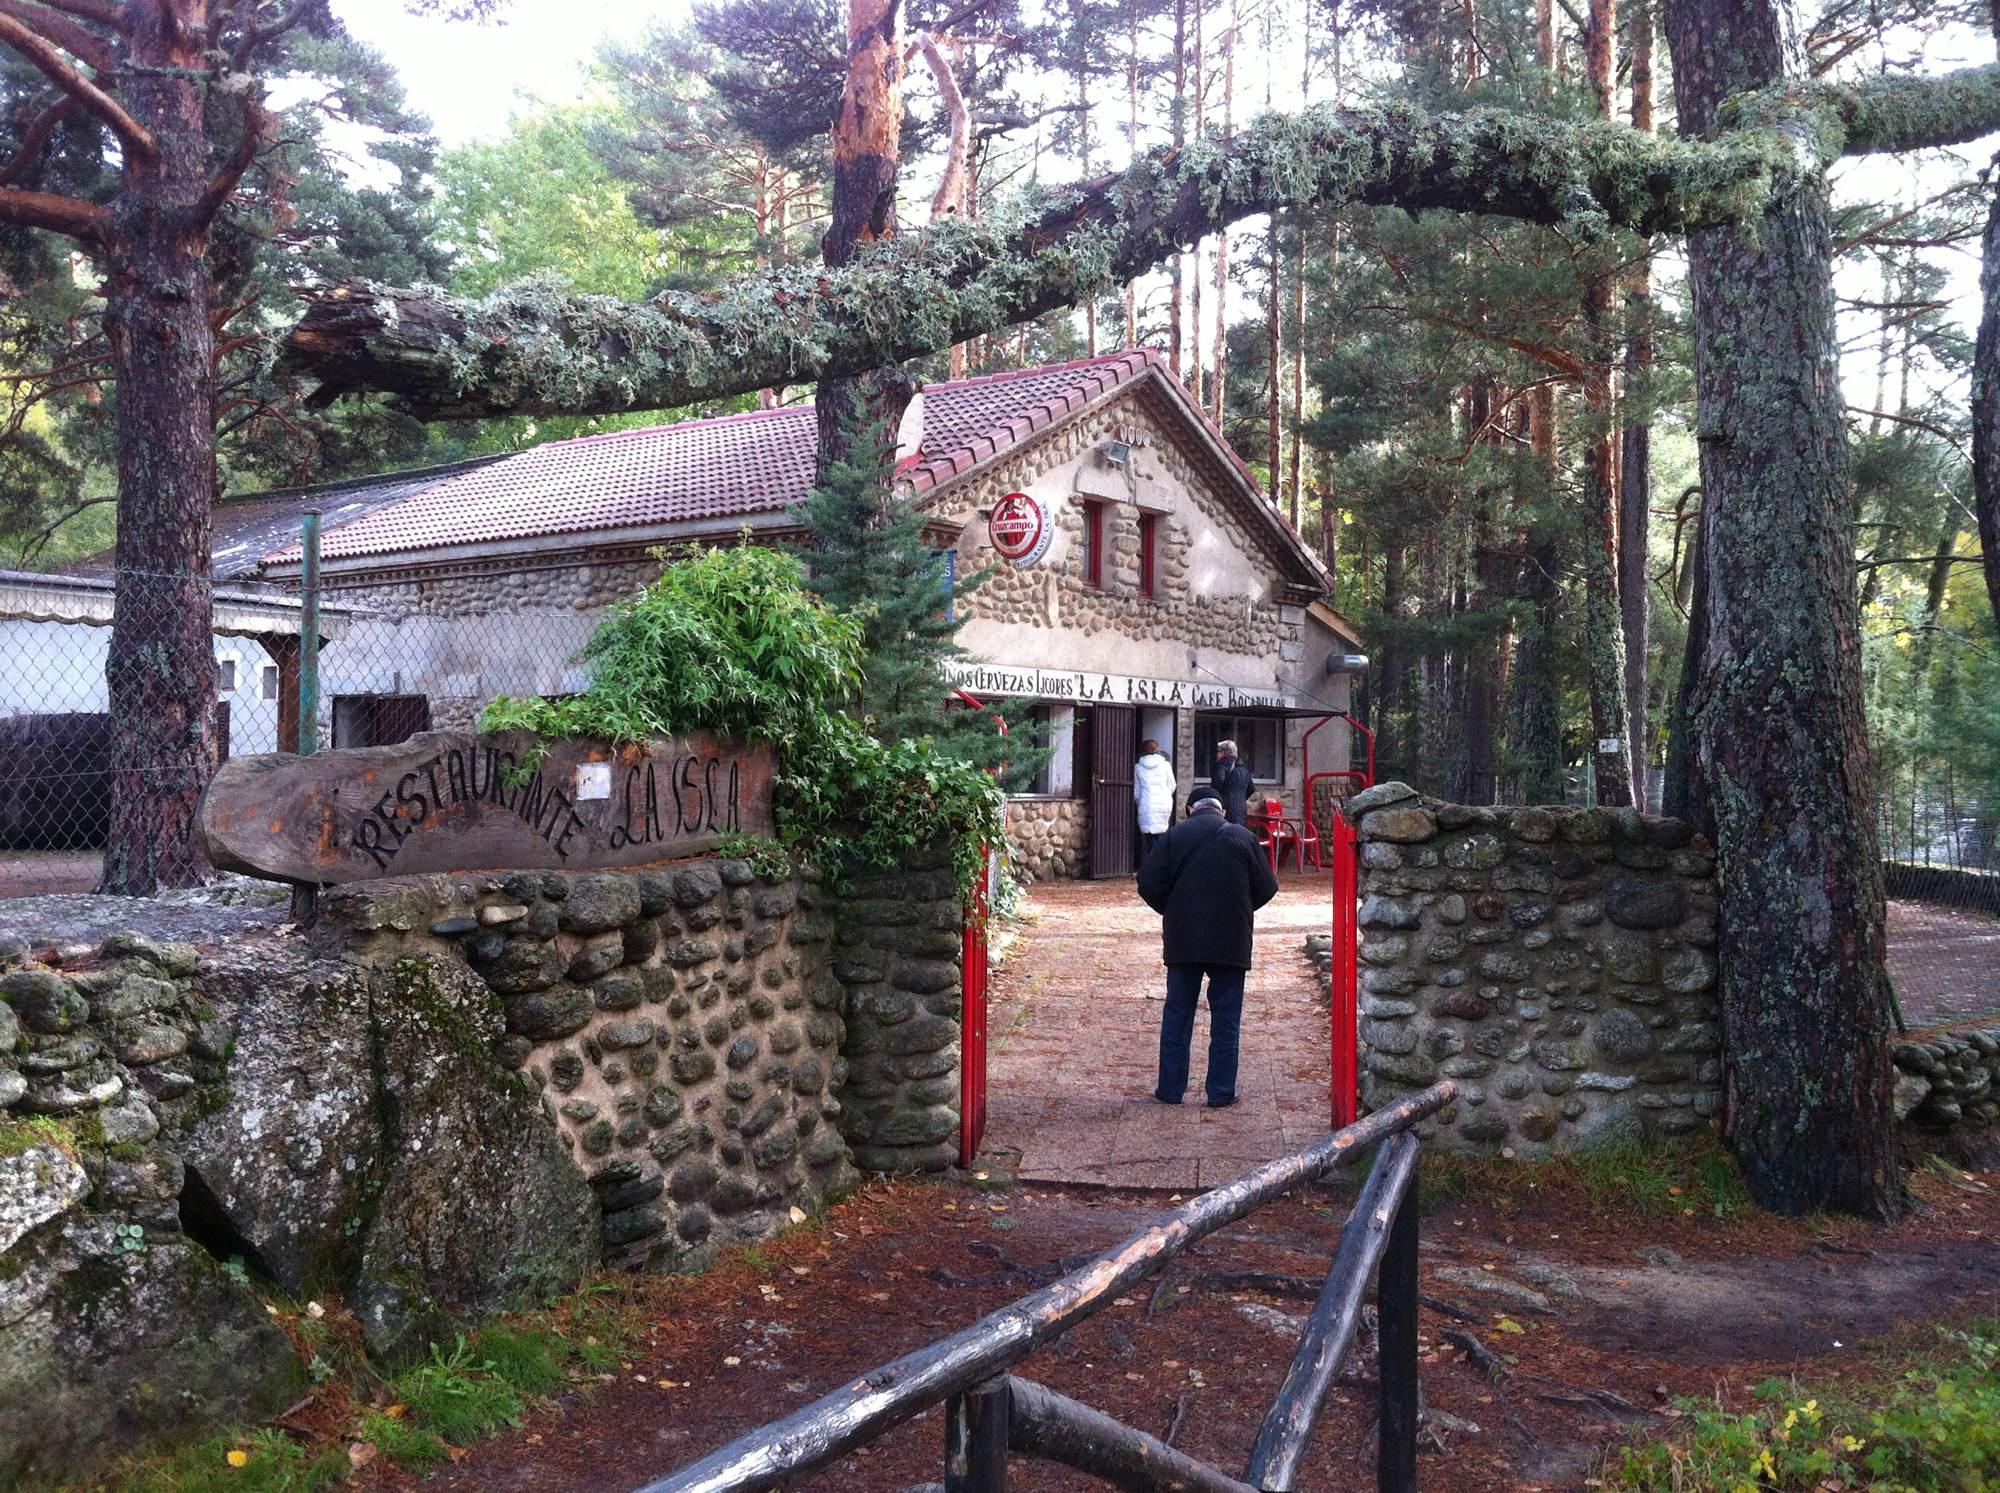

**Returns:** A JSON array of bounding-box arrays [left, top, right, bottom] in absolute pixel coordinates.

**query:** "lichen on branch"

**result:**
[[278, 63, 2000, 420]]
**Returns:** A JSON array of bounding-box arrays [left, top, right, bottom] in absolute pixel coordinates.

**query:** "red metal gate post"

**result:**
[[1330, 811, 1360, 1130], [960, 845, 991, 1169]]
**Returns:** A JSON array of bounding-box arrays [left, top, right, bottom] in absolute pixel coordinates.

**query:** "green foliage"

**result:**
[[1417, 1136, 1751, 1220], [391, 1335, 532, 1447], [100, 1429, 348, 1493], [1611, 1323, 2000, 1491], [483, 545, 1003, 895], [483, 544, 863, 745], [789, 407, 1037, 785], [0, 1114, 81, 1159]]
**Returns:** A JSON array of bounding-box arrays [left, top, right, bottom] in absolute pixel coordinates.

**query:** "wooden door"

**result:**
[[1089, 704, 1138, 878]]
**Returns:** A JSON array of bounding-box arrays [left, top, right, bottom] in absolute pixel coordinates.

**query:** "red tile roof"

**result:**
[[287, 352, 1163, 565]]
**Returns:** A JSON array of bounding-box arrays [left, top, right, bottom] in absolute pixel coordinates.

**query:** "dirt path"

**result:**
[[357, 1160, 2000, 1493], [982, 874, 1334, 1189]]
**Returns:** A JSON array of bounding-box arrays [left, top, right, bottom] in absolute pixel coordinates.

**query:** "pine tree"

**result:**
[[788, 405, 1033, 780]]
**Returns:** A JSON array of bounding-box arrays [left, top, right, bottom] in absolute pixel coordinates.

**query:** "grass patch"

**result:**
[[88, 1277, 650, 1491], [1610, 1320, 2000, 1491], [0, 1115, 84, 1159], [97, 1430, 347, 1493], [1417, 1136, 1751, 1220]]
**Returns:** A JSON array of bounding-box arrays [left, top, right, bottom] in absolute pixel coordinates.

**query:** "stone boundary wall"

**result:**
[[826, 847, 966, 1172], [1895, 1028, 2000, 1159], [0, 845, 970, 1482], [317, 861, 861, 1271], [1006, 797, 1089, 882], [1345, 783, 1723, 1156]]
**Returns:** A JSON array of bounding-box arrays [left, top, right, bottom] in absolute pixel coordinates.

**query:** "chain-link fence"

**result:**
[[0, 561, 616, 898], [2, 560, 1997, 1030], [1876, 758, 2000, 1031]]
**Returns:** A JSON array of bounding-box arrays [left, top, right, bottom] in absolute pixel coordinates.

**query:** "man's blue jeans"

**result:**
[[1155, 963, 1246, 1105]]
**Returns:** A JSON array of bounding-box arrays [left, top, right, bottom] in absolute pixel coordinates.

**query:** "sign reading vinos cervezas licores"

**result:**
[[197, 730, 776, 884]]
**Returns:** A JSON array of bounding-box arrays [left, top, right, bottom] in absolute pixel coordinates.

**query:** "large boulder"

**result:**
[[0, 1149, 298, 1486], [182, 946, 600, 1361]]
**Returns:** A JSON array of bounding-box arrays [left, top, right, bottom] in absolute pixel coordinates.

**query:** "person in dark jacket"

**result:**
[[1208, 739, 1256, 826], [1137, 786, 1280, 1107]]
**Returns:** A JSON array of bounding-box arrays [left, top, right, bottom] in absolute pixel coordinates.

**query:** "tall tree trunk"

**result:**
[[1169, 0, 1187, 376], [1210, 0, 1238, 425], [1376, 540, 1409, 775], [1580, 0, 1633, 808], [1464, 381, 1502, 804], [1618, 0, 1655, 807], [1505, 386, 1564, 804], [1662, 0, 1901, 1220], [1974, 154, 2000, 630], [1126, 0, 1142, 348], [1075, 14, 1097, 358], [1189, 0, 1205, 406], [99, 3, 218, 894], [818, 0, 915, 482], [1661, 504, 1709, 831], [1266, 220, 1281, 504]]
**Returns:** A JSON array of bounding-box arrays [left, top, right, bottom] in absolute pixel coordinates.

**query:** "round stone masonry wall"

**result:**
[[1344, 782, 1722, 1157], [825, 845, 967, 1174], [1005, 798, 1089, 883], [318, 859, 860, 1271]]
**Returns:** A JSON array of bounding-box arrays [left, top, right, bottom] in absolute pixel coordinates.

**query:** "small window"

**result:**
[[1194, 713, 1285, 783], [1138, 512, 1159, 598], [1080, 500, 1104, 589], [215, 656, 237, 693], [260, 663, 280, 701]]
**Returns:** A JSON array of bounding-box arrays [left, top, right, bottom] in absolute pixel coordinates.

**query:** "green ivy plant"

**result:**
[[482, 545, 1003, 896]]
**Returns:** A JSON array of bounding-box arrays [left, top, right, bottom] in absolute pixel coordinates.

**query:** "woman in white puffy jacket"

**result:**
[[1133, 739, 1177, 868]]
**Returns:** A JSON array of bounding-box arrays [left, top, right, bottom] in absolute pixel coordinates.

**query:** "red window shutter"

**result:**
[[1139, 513, 1157, 597], [1085, 501, 1103, 588]]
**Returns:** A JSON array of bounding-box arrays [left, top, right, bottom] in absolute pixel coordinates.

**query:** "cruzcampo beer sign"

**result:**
[[197, 729, 775, 884], [987, 491, 1053, 567]]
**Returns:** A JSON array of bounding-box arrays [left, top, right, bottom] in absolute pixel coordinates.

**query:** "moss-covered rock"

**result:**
[[0, 1225, 299, 1487]]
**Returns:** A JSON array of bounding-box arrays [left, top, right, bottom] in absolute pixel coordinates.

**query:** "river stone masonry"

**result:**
[[318, 860, 865, 1271], [1894, 1026, 2000, 1163], [827, 846, 967, 1173], [1005, 798, 1089, 882], [1348, 783, 1723, 1156]]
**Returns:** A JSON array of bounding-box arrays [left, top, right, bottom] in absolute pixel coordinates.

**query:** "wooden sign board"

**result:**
[[198, 729, 776, 884]]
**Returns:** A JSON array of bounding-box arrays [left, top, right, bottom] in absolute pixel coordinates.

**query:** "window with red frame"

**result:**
[[1138, 512, 1159, 597], [1081, 500, 1104, 588]]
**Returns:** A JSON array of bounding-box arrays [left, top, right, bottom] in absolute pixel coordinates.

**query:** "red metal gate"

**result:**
[[1328, 810, 1360, 1129], [960, 846, 991, 1169]]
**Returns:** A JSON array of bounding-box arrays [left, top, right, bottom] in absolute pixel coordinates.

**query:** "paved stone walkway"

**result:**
[[981, 874, 1334, 1190]]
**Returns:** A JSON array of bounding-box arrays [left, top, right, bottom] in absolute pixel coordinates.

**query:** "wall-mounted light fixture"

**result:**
[[1326, 653, 1371, 675], [1098, 439, 1133, 469]]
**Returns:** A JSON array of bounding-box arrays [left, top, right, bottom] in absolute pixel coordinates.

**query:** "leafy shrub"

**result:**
[[1612, 1322, 2000, 1491], [484, 545, 1004, 894]]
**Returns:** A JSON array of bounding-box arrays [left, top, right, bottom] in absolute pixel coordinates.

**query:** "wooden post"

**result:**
[[639, 1084, 1457, 1493], [1007, 1378, 1259, 1493], [1244, 1132, 1421, 1491], [1377, 1157, 1421, 1493], [292, 510, 322, 924], [944, 1376, 1009, 1492]]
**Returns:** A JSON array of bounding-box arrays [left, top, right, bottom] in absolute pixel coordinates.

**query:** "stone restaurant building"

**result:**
[[187, 351, 1363, 880]]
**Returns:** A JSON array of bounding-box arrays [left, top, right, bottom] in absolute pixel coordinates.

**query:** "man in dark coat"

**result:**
[[1137, 786, 1280, 1107], [1208, 739, 1256, 826]]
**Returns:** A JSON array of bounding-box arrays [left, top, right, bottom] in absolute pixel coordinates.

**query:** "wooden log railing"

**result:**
[[632, 1080, 1458, 1493]]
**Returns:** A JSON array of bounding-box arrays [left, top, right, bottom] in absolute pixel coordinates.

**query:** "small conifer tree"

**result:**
[[790, 402, 1042, 784]]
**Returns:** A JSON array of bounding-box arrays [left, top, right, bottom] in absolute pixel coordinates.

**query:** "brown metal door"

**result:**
[[1089, 704, 1138, 878]]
